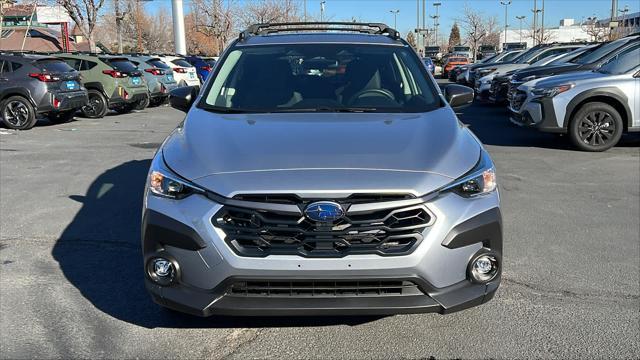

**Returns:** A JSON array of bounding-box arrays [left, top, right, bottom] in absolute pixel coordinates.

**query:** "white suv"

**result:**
[[157, 55, 200, 87], [510, 43, 639, 151]]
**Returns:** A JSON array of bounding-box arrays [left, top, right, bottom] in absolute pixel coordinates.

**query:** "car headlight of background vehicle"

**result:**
[[441, 150, 497, 197], [148, 154, 204, 199], [531, 83, 574, 98]]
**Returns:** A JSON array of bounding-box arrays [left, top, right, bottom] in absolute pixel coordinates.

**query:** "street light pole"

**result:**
[[171, 0, 187, 55], [500, 1, 511, 47], [619, 5, 629, 35], [390, 9, 400, 29], [516, 15, 526, 44], [115, 0, 123, 53], [433, 2, 441, 48], [320, 1, 326, 22]]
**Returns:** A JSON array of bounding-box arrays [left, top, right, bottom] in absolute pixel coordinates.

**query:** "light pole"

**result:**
[[320, 1, 326, 22], [115, 0, 123, 53], [390, 9, 400, 29], [500, 1, 511, 46], [516, 15, 526, 44], [432, 2, 441, 48], [619, 5, 629, 35], [171, 0, 186, 55]]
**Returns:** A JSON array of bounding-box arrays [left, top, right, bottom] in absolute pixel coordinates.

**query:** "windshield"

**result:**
[[201, 44, 440, 113], [574, 38, 630, 65], [171, 59, 193, 67], [598, 44, 640, 75], [34, 59, 74, 73], [500, 51, 523, 62], [104, 59, 138, 72], [513, 47, 545, 64], [147, 59, 170, 69]]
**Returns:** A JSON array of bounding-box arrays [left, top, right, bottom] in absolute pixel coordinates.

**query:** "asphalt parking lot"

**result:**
[[1, 82, 639, 358]]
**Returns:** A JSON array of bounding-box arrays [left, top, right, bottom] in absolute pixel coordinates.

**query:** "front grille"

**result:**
[[228, 280, 424, 297], [213, 196, 433, 258], [508, 86, 527, 111]]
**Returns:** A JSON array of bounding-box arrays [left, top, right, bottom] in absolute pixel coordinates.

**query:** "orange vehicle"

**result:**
[[443, 56, 469, 78]]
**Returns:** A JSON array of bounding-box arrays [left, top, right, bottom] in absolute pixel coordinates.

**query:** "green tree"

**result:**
[[448, 22, 461, 50]]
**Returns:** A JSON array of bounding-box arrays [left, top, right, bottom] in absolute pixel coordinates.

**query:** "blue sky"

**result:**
[[148, 0, 638, 37]]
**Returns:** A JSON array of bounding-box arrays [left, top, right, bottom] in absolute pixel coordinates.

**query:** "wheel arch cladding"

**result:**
[[0, 88, 36, 107], [83, 82, 108, 97], [565, 88, 631, 131]]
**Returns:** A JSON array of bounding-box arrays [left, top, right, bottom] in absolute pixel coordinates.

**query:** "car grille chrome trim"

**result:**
[[213, 194, 435, 258]]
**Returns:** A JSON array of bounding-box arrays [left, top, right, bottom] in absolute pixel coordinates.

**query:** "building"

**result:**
[[598, 11, 640, 36], [500, 18, 593, 49], [0, 3, 88, 52]]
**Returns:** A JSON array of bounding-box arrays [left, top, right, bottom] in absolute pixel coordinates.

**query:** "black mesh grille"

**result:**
[[228, 280, 423, 297], [213, 197, 431, 258]]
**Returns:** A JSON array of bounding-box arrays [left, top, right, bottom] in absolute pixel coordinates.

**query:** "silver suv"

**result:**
[[143, 23, 502, 316], [510, 42, 639, 151]]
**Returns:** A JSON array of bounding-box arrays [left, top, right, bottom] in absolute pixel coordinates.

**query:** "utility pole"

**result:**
[[433, 2, 441, 49], [532, 0, 538, 45], [500, 1, 511, 47], [516, 15, 526, 44], [540, 0, 545, 44], [115, 0, 123, 53], [390, 10, 400, 29], [304, 0, 307, 22], [422, 0, 425, 50], [320, 1, 326, 22], [171, 0, 186, 55], [416, 0, 420, 50], [611, 0, 617, 22]]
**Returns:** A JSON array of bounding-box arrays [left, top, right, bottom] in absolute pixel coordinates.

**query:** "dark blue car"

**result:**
[[423, 57, 435, 74], [183, 56, 213, 83]]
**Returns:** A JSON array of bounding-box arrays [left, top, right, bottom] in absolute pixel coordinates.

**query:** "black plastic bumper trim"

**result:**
[[142, 209, 207, 252], [441, 207, 502, 251]]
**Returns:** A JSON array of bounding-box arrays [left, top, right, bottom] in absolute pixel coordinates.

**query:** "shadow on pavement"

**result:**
[[52, 159, 382, 329]]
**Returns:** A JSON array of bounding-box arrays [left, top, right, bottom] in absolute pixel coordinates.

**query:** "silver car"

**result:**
[[510, 42, 639, 151], [143, 23, 502, 316]]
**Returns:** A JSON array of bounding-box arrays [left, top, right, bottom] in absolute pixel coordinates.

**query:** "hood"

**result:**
[[163, 107, 481, 197], [529, 70, 605, 89], [513, 63, 579, 81], [491, 63, 529, 76]]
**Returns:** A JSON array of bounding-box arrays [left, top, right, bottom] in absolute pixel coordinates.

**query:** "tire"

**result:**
[[47, 110, 76, 124], [82, 89, 108, 118], [114, 104, 135, 114], [134, 95, 150, 110], [0, 95, 37, 130], [569, 102, 623, 152]]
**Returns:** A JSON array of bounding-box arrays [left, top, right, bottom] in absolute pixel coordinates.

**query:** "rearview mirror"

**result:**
[[169, 86, 198, 113], [444, 84, 474, 109]]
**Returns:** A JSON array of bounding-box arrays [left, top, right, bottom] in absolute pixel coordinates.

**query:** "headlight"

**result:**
[[148, 155, 204, 199], [531, 84, 573, 98], [441, 150, 497, 197]]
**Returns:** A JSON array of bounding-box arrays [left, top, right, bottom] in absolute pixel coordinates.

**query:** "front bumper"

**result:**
[[142, 178, 503, 316], [509, 97, 566, 133]]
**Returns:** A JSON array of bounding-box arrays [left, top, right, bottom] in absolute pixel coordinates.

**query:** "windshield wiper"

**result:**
[[271, 107, 379, 113], [199, 105, 254, 113]]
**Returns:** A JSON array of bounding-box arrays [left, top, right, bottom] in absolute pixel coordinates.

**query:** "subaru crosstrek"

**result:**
[[143, 23, 502, 316]]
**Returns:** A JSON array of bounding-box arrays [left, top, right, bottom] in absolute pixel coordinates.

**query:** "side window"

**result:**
[[0, 60, 5, 74], [63, 58, 81, 71], [84, 61, 97, 70], [11, 62, 22, 72]]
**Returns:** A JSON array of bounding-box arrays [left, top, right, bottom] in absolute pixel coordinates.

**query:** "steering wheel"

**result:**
[[348, 88, 395, 105]]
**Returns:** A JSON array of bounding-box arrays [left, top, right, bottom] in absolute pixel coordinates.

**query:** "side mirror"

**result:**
[[444, 84, 474, 109], [169, 86, 198, 113]]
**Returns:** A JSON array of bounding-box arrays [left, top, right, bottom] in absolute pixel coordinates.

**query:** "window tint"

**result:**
[[171, 59, 192, 67], [81, 60, 96, 70], [203, 44, 440, 113], [11, 62, 23, 71], [63, 58, 82, 70], [598, 44, 640, 75], [574, 37, 630, 65], [104, 59, 138, 72], [34, 59, 74, 72], [0, 60, 6, 74], [147, 59, 170, 69]]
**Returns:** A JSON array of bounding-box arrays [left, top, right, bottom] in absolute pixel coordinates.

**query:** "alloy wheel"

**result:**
[[3, 100, 30, 127], [83, 94, 104, 117], [577, 111, 616, 147]]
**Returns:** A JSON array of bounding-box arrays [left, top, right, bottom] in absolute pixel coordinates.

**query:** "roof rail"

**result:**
[[239, 22, 401, 41]]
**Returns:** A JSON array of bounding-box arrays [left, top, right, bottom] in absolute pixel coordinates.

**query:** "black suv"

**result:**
[[0, 53, 88, 130]]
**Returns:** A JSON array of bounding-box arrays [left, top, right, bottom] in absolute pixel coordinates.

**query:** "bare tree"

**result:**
[[458, 6, 487, 60], [406, 31, 417, 49], [189, 0, 235, 55], [57, 0, 106, 51], [483, 16, 501, 48], [236, 0, 300, 27], [581, 18, 608, 42]]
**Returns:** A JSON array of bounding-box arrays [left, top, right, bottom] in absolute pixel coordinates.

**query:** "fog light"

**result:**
[[147, 257, 176, 286], [470, 254, 499, 283]]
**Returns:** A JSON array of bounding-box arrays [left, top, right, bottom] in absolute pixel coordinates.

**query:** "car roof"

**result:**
[[236, 33, 404, 47], [0, 53, 58, 62]]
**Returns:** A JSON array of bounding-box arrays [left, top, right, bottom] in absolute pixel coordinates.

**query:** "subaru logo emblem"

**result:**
[[304, 201, 345, 222]]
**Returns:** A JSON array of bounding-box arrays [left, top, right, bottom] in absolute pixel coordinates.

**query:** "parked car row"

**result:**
[[451, 33, 640, 151], [0, 51, 218, 130]]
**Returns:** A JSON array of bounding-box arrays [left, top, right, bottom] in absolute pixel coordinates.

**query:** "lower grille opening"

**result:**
[[228, 280, 424, 298]]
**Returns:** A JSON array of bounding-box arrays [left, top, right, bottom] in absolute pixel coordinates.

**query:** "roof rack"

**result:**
[[239, 22, 401, 41]]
